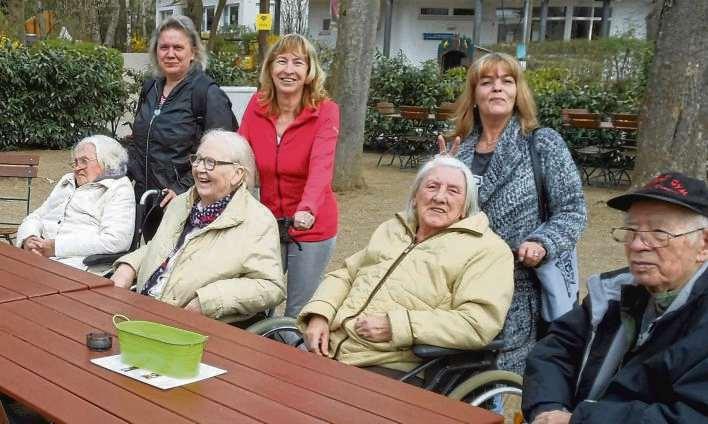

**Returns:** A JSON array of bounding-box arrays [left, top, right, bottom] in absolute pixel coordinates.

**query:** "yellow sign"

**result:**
[[256, 13, 273, 31]]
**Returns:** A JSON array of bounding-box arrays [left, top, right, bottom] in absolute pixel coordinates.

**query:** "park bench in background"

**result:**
[[0, 154, 40, 243]]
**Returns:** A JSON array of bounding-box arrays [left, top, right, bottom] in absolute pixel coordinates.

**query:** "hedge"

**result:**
[[0, 39, 127, 149]]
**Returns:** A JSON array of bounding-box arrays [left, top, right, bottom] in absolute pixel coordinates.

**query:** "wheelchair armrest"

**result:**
[[83, 252, 126, 267], [412, 339, 507, 359]]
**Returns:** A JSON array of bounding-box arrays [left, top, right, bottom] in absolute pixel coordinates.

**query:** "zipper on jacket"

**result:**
[[575, 327, 597, 395], [274, 139, 284, 216], [332, 240, 418, 359]]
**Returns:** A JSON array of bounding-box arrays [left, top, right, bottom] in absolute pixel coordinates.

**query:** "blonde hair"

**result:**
[[258, 34, 328, 116], [452, 52, 538, 138]]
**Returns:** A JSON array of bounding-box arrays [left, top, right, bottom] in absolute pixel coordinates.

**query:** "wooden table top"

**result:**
[[0, 244, 502, 424]]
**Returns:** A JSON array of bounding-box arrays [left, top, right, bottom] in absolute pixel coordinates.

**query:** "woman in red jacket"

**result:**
[[239, 34, 340, 317]]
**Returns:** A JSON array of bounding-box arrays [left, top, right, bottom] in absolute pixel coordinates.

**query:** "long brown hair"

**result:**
[[258, 34, 328, 116], [452, 52, 538, 138]]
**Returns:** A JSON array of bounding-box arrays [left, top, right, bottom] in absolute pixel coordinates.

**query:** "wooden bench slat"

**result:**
[[0, 285, 26, 303], [0, 154, 40, 166], [93, 286, 494, 422], [65, 289, 496, 424], [0, 165, 38, 178]]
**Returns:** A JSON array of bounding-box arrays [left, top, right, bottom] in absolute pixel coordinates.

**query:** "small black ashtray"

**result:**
[[86, 332, 112, 351]]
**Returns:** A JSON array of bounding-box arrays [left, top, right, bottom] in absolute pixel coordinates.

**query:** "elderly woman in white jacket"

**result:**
[[16, 135, 135, 272]]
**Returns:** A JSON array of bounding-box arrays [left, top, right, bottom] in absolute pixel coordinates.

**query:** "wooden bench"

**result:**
[[0, 154, 40, 243]]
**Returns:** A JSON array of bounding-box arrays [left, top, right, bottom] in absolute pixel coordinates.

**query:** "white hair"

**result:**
[[74, 135, 128, 178], [199, 129, 257, 189], [685, 214, 708, 244], [405, 155, 479, 223], [149, 15, 208, 77]]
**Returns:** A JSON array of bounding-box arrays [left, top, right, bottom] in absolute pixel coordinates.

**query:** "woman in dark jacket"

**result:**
[[128, 15, 235, 240]]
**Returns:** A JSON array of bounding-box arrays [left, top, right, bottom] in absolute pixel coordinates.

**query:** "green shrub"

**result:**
[[207, 52, 259, 86], [0, 39, 127, 149]]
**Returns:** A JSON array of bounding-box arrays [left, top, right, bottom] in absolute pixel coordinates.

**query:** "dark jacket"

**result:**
[[522, 264, 708, 423], [127, 68, 235, 199]]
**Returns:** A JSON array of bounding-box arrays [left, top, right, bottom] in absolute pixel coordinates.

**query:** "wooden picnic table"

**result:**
[[0, 243, 503, 424]]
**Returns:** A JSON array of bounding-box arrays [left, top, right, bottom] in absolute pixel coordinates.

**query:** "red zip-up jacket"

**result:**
[[239, 93, 340, 242]]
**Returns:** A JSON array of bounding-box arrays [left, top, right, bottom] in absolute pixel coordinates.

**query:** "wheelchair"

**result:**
[[247, 317, 524, 423]]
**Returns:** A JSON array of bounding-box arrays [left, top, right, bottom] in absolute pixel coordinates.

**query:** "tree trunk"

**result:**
[[330, 0, 380, 191], [6, 0, 25, 41], [103, 0, 120, 46], [207, 0, 226, 52], [185, 0, 202, 33], [632, 0, 708, 185], [87, 0, 101, 42]]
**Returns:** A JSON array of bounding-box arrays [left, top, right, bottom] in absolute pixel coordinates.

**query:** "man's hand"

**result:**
[[354, 314, 392, 342], [304, 315, 330, 356], [532, 410, 572, 424], [518, 241, 547, 268], [184, 298, 203, 314], [159, 189, 177, 208], [111, 264, 136, 289]]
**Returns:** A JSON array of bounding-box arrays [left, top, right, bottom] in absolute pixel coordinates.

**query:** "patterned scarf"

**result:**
[[141, 195, 232, 296]]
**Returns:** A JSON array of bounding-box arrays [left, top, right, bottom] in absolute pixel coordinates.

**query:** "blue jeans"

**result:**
[[281, 237, 336, 317]]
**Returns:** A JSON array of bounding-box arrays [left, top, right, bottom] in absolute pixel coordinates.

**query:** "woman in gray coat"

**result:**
[[439, 53, 587, 375]]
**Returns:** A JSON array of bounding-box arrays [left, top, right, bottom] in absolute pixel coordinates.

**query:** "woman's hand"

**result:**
[[304, 315, 330, 356], [354, 314, 392, 342], [437, 135, 461, 156], [184, 298, 203, 314], [293, 210, 315, 230], [111, 264, 136, 289], [160, 189, 177, 208], [22, 236, 44, 255], [518, 241, 547, 268], [34, 238, 55, 258]]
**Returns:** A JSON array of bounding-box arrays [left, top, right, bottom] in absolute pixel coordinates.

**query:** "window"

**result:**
[[452, 8, 474, 16], [203, 6, 215, 31], [420, 8, 449, 16], [322, 18, 331, 31], [159, 10, 173, 23], [496, 8, 522, 43], [226, 4, 239, 27]]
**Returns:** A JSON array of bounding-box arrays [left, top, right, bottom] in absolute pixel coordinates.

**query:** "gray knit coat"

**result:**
[[457, 115, 587, 374]]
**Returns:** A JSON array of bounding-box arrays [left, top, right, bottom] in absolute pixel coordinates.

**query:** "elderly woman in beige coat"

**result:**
[[111, 130, 284, 325], [299, 156, 514, 377]]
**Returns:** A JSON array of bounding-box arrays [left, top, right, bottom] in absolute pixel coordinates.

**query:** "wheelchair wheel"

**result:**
[[245, 316, 306, 350], [447, 370, 523, 424]]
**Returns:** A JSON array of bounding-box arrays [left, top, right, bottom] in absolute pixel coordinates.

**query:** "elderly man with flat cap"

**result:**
[[522, 172, 708, 424]]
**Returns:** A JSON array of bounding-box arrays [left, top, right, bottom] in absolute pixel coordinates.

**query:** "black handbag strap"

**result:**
[[527, 129, 549, 222]]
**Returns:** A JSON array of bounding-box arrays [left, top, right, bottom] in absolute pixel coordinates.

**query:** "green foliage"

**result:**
[[0, 39, 127, 149], [207, 52, 259, 86]]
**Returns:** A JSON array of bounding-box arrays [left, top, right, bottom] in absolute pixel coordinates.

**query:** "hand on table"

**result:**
[[532, 410, 572, 424], [111, 264, 136, 289], [293, 211, 315, 231], [354, 314, 392, 342], [184, 298, 203, 314], [518, 241, 547, 268], [304, 315, 330, 356]]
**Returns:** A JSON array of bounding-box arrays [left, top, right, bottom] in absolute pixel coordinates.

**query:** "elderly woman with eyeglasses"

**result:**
[[16, 135, 135, 273], [111, 130, 285, 325]]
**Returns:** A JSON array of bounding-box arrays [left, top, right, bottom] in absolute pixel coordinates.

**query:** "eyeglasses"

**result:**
[[188, 154, 238, 171], [611, 227, 705, 248], [70, 157, 98, 168]]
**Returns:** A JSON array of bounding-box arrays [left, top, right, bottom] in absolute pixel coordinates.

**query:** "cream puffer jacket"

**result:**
[[298, 212, 514, 371], [117, 184, 285, 323], [16, 173, 135, 271]]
